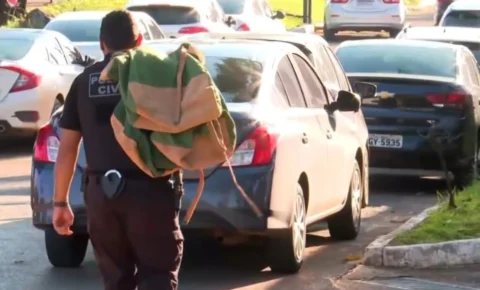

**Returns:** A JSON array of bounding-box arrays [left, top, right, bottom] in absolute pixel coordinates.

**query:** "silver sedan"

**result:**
[[324, 0, 406, 40]]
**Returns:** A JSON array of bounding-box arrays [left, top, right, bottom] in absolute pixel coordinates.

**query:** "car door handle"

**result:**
[[302, 133, 308, 144], [326, 130, 333, 139]]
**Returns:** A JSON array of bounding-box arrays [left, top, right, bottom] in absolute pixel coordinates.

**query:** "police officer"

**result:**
[[52, 10, 183, 290]]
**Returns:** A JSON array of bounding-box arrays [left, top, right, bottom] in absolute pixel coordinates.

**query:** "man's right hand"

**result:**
[[53, 205, 74, 236]]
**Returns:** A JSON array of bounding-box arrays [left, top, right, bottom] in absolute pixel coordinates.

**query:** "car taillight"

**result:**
[[331, 0, 349, 3], [223, 125, 279, 167], [426, 91, 468, 108], [33, 123, 60, 163], [178, 26, 209, 34], [0, 65, 41, 93], [383, 0, 400, 3], [238, 23, 250, 31]]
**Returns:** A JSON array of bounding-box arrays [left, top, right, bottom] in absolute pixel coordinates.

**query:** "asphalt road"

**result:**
[[0, 10, 452, 290]]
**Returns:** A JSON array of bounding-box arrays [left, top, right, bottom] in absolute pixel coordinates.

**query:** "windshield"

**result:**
[[45, 19, 101, 42], [128, 6, 201, 25], [204, 56, 263, 102], [336, 44, 457, 78], [217, 0, 245, 14], [0, 38, 33, 60], [442, 10, 480, 28]]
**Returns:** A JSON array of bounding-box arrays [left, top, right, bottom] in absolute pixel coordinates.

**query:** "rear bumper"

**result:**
[[326, 4, 405, 31], [0, 88, 48, 136], [31, 163, 275, 234]]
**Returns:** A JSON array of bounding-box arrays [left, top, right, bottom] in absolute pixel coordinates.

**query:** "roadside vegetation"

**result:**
[[394, 183, 480, 245]]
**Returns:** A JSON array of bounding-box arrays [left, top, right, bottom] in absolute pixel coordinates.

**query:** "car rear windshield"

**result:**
[[217, 0, 245, 14], [128, 6, 201, 25], [336, 44, 457, 78], [442, 10, 480, 28], [45, 20, 101, 42], [0, 38, 33, 60], [204, 56, 263, 102]]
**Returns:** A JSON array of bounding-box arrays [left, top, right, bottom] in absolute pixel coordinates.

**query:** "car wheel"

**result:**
[[388, 28, 401, 38], [327, 160, 362, 240], [453, 139, 478, 190], [268, 183, 306, 274], [323, 16, 336, 41], [45, 229, 89, 268], [50, 98, 63, 116]]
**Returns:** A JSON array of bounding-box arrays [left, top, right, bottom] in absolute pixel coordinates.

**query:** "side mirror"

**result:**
[[354, 82, 377, 98], [224, 15, 236, 26], [329, 90, 361, 112], [273, 10, 286, 20]]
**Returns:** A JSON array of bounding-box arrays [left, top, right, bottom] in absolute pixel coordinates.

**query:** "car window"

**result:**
[[251, 0, 263, 16], [441, 10, 480, 28], [208, 0, 221, 22], [291, 54, 329, 108], [44, 19, 101, 42], [310, 43, 338, 86], [208, 56, 263, 103], [55, 34, 82, 64], [277, 56, 307, 108], [217, 0, 245, 14], [136, 20, 151, 40], [324, 47, 350, 91], [146, 19, 165, 39], [259, 0, 273, 17], [47, 39, 67, 65], [464, 53, 480, 86], [273, 72, 290, 107], [0, 37, 33, 60], [128, 6, 201, 25], [337, 44, 457, 78]]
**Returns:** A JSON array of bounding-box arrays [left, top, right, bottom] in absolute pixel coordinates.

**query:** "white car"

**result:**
[[396, 26, 480, 61], [438, 0, 480, 28], [125, 0, 235, 38], [0, 29, 87, 138], [324, 0, 406, 40], [44, 11, 166, 60], [216, 0, 286, 32]]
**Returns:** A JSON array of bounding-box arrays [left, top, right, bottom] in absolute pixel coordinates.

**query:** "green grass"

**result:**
[[394, 183, 480, 245], [269, 0, 325, 28]]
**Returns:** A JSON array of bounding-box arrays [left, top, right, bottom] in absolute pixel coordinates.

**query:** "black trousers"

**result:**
[[84, 177, 183, 290]]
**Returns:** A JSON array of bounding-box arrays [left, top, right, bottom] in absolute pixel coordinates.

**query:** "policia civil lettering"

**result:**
[[52, 10, 184, 290]]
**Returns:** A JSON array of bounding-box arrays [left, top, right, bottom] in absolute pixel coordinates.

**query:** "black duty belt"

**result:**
[[82, 168, 183, 210]]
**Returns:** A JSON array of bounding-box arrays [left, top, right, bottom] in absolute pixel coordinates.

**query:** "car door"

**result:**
[[290, 53, 356, 208], [276, 54, 330, 217]]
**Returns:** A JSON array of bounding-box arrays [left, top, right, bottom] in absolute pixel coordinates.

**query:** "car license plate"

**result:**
[[368, 134, 403, 148], [357, 0, 374, 4]]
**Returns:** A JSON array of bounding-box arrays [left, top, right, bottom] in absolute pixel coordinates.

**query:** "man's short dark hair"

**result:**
[[100, 10, 139, 51]]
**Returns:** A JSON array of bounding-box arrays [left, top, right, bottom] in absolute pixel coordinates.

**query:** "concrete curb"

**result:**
[[362, 205, 439, 266], [363, 204, 480, 268]]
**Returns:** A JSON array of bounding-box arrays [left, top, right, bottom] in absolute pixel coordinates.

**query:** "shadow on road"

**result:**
[[0, 138, 34, 159]]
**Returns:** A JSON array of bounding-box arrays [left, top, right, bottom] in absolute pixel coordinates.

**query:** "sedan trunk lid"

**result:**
[[0, 61, 20, 102]]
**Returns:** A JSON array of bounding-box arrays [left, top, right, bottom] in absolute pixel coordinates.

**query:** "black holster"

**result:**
[[173, 170, 184, 211]]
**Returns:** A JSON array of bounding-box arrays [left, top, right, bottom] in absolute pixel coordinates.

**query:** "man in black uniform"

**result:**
[[52, 10, 183, 290]]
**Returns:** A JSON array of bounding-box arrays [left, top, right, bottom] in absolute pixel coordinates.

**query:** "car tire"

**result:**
[[45, 229, 89, 268], [268, 183, 306, 274], [323, 16, 336, 41], [388, 28, 401, 38], [327, 160, 362, 240], [453, 139, 478, 190], [50, 98, 63, 116]]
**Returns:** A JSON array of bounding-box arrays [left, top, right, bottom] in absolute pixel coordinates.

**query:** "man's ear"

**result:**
[[135, 34, 143, 47]]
